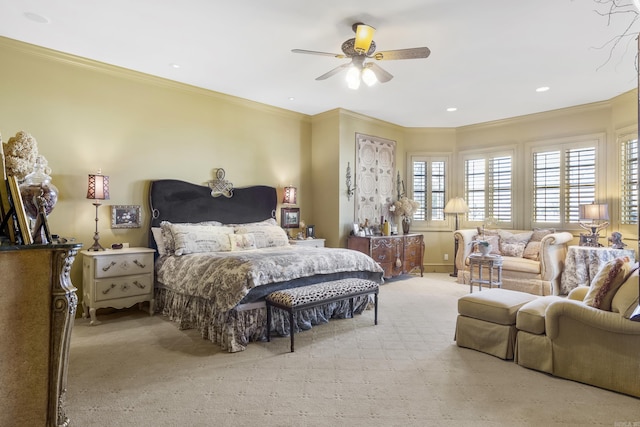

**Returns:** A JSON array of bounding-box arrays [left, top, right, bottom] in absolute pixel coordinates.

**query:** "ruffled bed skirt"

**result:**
[[154, 288, 371, 352]]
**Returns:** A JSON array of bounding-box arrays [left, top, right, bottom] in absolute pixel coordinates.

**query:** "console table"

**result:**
[[0, 243, 81, 427], [347, 234, 424, 278], [560, 245, 636, 295]]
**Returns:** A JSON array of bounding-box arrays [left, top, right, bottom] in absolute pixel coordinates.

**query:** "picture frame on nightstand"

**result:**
[[306, 224, 315, 238]]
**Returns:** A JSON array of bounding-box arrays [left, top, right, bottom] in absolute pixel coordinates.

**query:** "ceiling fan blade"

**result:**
[[373, 47, 431, 60], [365, 63, 393, 83], [316, 63, 351, 80], [292, 49, 347, 59]]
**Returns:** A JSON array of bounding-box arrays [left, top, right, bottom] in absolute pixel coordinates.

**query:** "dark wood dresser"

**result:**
[[347, 234, 424, 278]]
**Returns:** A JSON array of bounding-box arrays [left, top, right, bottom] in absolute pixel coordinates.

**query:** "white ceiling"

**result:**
[[1, 0, 639, 128]]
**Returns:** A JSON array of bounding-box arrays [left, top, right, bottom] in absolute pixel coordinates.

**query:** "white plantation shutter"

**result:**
[[532, 142, 597, 227], [464, 154, 512, 223], [620, 136, 638, 225], [409, 155, 449, 227]]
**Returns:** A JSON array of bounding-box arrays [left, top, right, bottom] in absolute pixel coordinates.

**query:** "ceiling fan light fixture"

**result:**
[[362, 67, 377, 86], [354, 24, 375, 54], [346, 66, 361, 89]]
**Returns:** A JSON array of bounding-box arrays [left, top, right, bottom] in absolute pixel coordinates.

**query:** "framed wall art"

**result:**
[[111, 205, 141, 229], [281, 207, 300, 229]]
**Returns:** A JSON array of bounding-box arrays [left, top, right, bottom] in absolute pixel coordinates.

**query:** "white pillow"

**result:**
[[234, 225, 289, 248], [160, 220, 223, 255], [229, 233, 257, 251], [151, 227, 165, 256], [170, 224, 234, 255], [225, 218, 277, 227]]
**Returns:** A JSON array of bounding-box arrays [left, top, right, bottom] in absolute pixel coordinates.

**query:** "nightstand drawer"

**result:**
[[94, 252, 153, 278], [94, 274, 152, 302]]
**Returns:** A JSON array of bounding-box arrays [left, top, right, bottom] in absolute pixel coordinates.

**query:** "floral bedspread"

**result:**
[[155, 246, 383, 312]]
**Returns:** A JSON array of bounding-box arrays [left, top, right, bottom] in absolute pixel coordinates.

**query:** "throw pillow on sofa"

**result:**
[[498, 230, 533, 258], [584, 256, 634, 311], [611, 266, 640, 319], [522, 228, 554, 261]]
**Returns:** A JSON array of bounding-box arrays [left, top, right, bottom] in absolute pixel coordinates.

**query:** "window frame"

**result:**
[[525, 133, 606, 231], [406, 152, 451, 231], [460, 146, 515, 230], [617, 126, 638, 230]]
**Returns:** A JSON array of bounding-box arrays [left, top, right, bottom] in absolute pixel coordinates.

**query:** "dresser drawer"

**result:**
[[94, 274, 152, 302], [93, 252, 153, 278]]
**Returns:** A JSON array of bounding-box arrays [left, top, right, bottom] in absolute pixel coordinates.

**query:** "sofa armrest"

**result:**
[[546, 299, 640, 339], [539, 231, 573, 294], [454, 229, 478, 272]]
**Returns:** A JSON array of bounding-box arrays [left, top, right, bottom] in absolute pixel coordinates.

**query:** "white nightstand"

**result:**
[[289, 238, 325, 248], [81, 247, 156, 325]]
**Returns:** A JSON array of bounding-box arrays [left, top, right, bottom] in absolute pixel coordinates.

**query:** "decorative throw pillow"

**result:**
[[530, 228, 554, 242], [498, 230, 532, 257], [160, 220, 223, 255], [225, 218, 278, 227], [501, 241, 526, 257], [229, 233, 257, 251], [522, 242, 541, 261], [234, 225, 289, 248], [611, 267, 639, 319], [170, 224, 234, 255], [583, 256, 634, 311]]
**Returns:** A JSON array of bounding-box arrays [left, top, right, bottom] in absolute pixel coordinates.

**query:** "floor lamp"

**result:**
[[444, 197, 469, 277]]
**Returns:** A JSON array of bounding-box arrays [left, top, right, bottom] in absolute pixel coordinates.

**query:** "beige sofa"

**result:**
[[515, 267, 640, 398], [454, 229, 574, 296]]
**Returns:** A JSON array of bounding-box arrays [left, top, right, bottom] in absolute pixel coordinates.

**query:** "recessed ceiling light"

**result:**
[[536, 86, 550, 92], [446, 107, 457, 112], [169, 63, 180, 69], [23, 12, 50, 24]]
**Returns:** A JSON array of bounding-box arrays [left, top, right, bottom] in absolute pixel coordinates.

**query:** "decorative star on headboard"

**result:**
[[207, 168, 234, 198]]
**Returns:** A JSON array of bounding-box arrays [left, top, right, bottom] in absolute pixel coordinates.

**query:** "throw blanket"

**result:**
[[156, 246, 383, 312]]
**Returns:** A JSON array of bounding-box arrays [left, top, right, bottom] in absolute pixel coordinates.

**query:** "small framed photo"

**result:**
[[111, 205, 141, 229], [281, 207, 300, 229], [306, 224, 315, 238], [352, 223, 360, 235], [364, 227, 373, 236]]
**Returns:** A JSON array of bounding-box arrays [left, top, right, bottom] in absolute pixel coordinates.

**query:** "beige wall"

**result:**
[[1, 37, 637, 286]]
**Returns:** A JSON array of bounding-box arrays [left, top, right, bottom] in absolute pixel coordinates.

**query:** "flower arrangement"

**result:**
[[2, 131, 41, 181], [392, 196, 420, 219]]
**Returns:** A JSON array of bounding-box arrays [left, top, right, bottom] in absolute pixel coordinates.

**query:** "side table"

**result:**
[[560, 245, 636, 295], [468, 253, 503, 293]]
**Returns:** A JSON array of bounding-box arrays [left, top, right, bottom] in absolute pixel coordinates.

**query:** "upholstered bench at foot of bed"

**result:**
[[265, 278, 379, 353]]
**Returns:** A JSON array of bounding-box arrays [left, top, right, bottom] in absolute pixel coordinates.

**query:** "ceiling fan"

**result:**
[[292, 23, 431, 89]]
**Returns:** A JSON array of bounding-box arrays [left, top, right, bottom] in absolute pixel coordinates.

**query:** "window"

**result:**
[[531, 139, 598, 228], [409, 154, 449, 228], [620, 134, 638, 225], [463, 152, 513, 224]]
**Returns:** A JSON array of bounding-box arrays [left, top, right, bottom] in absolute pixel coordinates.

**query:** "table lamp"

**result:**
[[86, 170, 110, 251], [578, 203, 609, 247]]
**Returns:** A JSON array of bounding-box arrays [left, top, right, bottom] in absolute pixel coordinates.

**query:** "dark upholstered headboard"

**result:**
[[149, 179, 277, 239]]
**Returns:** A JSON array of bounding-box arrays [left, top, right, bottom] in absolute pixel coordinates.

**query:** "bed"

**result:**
[[149, 179, 384, 352]]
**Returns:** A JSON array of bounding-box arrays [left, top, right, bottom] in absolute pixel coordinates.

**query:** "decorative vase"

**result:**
[[19, 156, 58, 243], [402, 217, 411, 234], [478, 244, 492, 256]]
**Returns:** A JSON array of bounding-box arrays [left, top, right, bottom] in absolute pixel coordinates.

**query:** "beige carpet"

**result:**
[[67, 273, 640, 426]]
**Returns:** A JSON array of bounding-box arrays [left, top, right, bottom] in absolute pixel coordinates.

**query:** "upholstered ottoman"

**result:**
[[514, 296, 564, 373], [455, 289, 538, 359]]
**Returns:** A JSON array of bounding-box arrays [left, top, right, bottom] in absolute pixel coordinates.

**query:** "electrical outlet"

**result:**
[[444, 253, 449, 261]]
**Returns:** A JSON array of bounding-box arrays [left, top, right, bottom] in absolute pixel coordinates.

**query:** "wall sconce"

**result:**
[[86, 170, 110, 251], [444, 197, 470, 277], [283, 185, 297, 205], [578, 203, 609, 247], [346, 162, 356, 201]]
